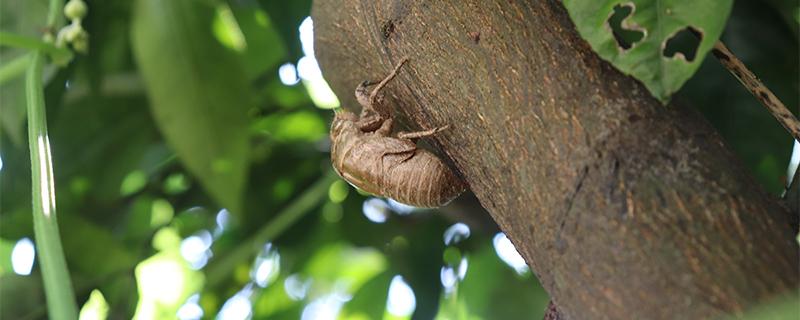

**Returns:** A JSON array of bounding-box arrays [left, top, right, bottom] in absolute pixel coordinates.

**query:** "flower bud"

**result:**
[[64, 0, 87, 20]]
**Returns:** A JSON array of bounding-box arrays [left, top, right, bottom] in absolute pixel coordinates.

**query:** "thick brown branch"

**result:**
[[313, 0, 799, 318]]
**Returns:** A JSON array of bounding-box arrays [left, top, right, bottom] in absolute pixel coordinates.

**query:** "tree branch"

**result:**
[[312, 0, 799, 318]]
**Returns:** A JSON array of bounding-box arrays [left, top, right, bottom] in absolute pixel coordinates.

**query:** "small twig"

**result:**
[[711, 41, 800, 142]]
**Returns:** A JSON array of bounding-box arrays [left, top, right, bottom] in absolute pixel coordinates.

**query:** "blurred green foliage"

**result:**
[[0, 0, 797, 319]]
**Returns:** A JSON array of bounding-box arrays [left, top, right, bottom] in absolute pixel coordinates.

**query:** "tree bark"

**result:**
[[312, 0, 799, 318]]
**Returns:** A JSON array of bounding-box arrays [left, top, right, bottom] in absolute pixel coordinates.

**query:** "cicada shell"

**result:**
[[330, 110, 465, 207]]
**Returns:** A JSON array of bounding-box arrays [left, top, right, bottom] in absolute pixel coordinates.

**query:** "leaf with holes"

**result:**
[[563, 0, 733, 103], [131, 0, 252, 215]]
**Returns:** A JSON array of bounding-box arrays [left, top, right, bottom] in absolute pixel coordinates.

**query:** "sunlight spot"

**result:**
[[296, 56, 322, 81], [362, 198, 390, 223], [252, 243, 280, 288], [296, 16, 340, 109], [215, 209, 230, 236], [177, 294, 203, 320], [443, 223, 471, 245], [457, 257, 468, 280], [212, 3, 247, 51], [120, 170, 147, 196], [786, 140, 800, 188], [386, 275, 416, 317], [153, 227, 182, 252], [299, 17, 315, 57], [164, 173, 190, 195], [37, 135, 56, 217], [151, 199, 174, 228], [279, 63, 300, 86], [78, 289, 109, 320], [387, 199, 416, 215], [218, 285, 253, 320], [11, 238, 35, 276], [45, 137, 55, 212], [440, 266, 458, 293], [284, 274, 311, 300], [440, 255, 468, 295], [134, 249, 203, 319], [0, 154, 4, 171], [492, 233, 529, 274], [328, 180, 349, 203], [302, 77, 340, 108], [137, 258, 185, 305], [180, 230, 213, 269], [301, 293, 349, 320]]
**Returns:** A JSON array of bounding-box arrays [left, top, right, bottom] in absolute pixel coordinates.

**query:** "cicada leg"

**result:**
[[397, 124, 449, 141]]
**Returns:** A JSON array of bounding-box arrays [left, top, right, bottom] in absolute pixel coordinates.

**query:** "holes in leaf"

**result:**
[[608, 3, 645, 50], [663, 27, 702, 62]]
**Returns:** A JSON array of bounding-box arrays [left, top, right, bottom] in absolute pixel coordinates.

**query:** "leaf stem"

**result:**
[[205, 171, 339, 287], [0, 31, 73, 62], [711, 41, 800, 142], [26, 49, 78, 320], [25, 0, 78, 317]]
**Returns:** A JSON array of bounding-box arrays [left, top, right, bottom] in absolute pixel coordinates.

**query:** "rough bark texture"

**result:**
[[544, 301, 566, 320], [312, 0, 800, 318]]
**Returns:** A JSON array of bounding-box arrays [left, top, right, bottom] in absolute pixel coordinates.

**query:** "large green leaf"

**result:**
[[131, 0, 252, 214], [563, 0, 733, 102]]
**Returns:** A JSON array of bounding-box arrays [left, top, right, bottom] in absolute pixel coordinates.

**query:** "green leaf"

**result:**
[[563, 0, 733, 102], [131, 0, 252, 215]]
